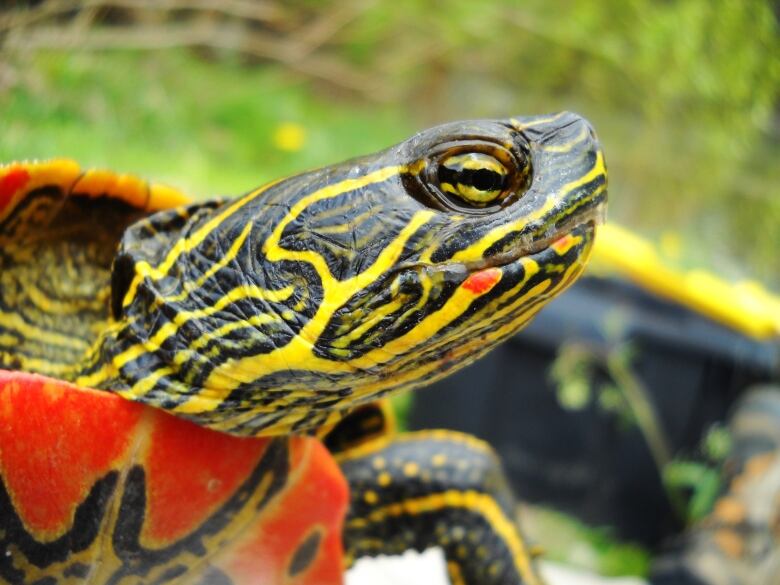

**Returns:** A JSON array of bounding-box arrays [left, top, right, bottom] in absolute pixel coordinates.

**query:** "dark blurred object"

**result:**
[[650, 386, 780, 584], [409, 228, 780, 547]]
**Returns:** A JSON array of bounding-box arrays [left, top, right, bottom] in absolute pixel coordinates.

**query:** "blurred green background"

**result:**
[[2, 0, 779, 290], [1, 1, 778, 577]]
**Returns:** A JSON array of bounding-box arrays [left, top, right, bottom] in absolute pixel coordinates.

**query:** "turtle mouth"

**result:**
[[459, 203, 605, 276], [380, 203, 605, 289]]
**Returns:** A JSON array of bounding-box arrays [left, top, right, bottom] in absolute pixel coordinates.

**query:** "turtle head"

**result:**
[[311, 112, 607, 361], [90, 112, 606, 435]]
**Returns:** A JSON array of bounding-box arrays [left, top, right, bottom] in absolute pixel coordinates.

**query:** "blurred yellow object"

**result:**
[[591, 224, 780, 341], [272, 122, 306, 152]]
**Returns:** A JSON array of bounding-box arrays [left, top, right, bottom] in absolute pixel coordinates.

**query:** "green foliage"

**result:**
[[389, 392, 414, 432], [548, 342, 733, 527], [703, 424, 733, 461], [523, 505, 651, 577], [664, 423, 733, 523], [663, 459, 724, 523], [548, 343, 638, 428], [548, 344, 594, 411]]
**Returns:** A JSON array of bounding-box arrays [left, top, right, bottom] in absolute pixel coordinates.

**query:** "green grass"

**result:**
[[1, 50, 413, 197]]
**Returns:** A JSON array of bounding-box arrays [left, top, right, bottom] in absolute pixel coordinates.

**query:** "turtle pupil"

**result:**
[[436, 152, 512, 208], [471, 168, 501, 192]]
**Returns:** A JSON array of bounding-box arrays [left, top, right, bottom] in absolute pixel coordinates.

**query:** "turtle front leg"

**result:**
[[335, 430, 545, 585]]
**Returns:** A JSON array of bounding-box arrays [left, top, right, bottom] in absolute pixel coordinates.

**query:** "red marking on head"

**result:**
[[550, 233, 576, 254], [0, 167, 30, 212], [462, 267, 502, 295]]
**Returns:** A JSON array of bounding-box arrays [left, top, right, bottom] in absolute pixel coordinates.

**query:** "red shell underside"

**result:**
[[0, 370, 348, 585]]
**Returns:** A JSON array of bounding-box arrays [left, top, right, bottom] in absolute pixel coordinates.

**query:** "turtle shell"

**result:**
[[0, 160, 193, 377], [0, 161, 349, 584]]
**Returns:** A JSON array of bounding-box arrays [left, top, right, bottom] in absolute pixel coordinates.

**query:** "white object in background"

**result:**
[[540, 561, 648, 585], [346, 548, 450, 585], [345, 549, 650, 585]]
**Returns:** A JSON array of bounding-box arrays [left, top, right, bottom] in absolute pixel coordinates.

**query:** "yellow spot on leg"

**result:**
[[448, 561, 466, 585]]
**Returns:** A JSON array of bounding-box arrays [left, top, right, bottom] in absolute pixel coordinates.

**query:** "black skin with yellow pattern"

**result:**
[[326, 403, 545, 585]]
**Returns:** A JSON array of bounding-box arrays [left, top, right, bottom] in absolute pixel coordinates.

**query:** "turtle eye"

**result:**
[[438, 153, 509, 206]]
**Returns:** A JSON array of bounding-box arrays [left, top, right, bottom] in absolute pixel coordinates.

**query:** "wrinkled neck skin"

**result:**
[[75, 112, 607, 437]]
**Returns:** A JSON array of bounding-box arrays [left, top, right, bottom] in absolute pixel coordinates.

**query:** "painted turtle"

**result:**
[[0, 112, 606, 584]]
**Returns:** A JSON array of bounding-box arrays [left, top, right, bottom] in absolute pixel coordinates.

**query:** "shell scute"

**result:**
[[0, 371, 348, 585]]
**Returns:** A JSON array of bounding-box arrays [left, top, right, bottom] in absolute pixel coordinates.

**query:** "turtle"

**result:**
[[0, 111, 607, 585]]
